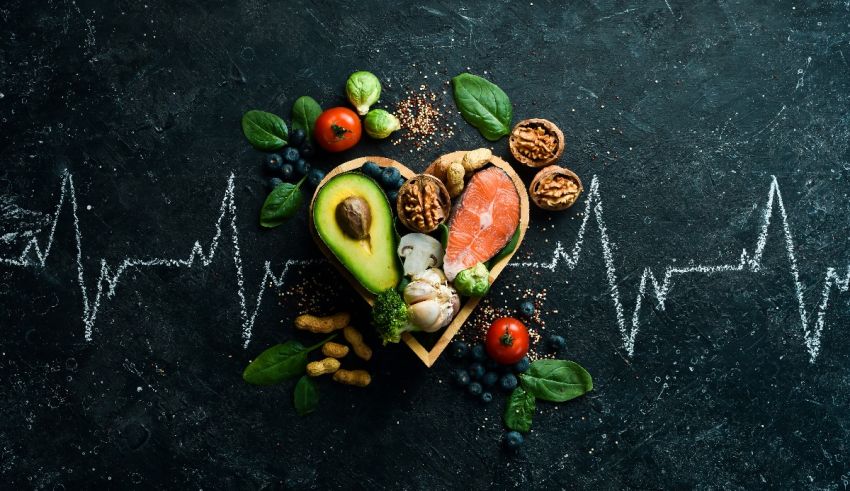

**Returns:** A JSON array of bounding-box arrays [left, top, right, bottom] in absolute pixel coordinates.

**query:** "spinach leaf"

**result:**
[[520, 360, 593, 402], [488, 226, 520, 268], [241, 110, 288, 151], [260, 177, 305, 228], [438, 223, 450, 250], [243, 334, 336, 386], [243, 341, 309, 385], [294, 376, 318, 416], [504, 387, 536, 433], [451, 73, 512, 141], [291, 96, 322, 141]]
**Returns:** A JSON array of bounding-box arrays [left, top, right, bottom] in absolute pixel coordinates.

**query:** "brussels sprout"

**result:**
[[364, 109, 401, 139], [454, 262, 491, 297], [346, 71, 382, 116]]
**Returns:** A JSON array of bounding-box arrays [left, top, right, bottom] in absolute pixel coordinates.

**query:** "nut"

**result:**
[[335, 196, 371, 239], [397, 174, 451, 233], [509, 118, 565, 167], [461, 148, 492, 172], [529, 165, 583, 211], [446, 163, 466, 198]]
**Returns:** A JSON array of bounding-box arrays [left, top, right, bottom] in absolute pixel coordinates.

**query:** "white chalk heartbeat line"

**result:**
[[513, 175, 849, 362], [0, 171, 847, 360]]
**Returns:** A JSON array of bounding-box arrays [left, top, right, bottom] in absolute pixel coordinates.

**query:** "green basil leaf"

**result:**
[[504, 387, 536, 433], [241, 110, 288, 151], [451, 73, 513, 141], [243, 341, 308, 385], [291, 96, 322, 141], [294, 375, 319, 416], [488, 226, 520, 268], [259, 178, 304, 228], [520, 359, 593, 402]]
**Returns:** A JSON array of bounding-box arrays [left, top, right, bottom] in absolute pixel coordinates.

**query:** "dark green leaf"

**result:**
[[291, 96, 322, 141], [520, 360, 593, 402], [488, 226, 520, 268], [504, 387, 536, 433], [243, 341, 308, 385], [438, 223, 450, 250], [260, 177, 305, 228], [294, 376, 319, 416], [451, 73, 513, 141], [241, 110, 288, 151]]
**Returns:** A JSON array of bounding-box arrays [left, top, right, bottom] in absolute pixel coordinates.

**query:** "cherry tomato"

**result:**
[[485, 317, 529, 365], [314, 107, 361, 152]]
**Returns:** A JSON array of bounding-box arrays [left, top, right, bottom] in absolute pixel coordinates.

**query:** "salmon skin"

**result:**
[[443, 166, 520, 281]]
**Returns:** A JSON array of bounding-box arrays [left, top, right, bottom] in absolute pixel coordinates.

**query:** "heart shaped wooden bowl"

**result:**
[[309, 152, 530, 367]]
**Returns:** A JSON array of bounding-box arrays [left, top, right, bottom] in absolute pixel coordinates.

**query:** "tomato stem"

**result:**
[[500, 331, 514, 347], [331, 123, 349, 140]]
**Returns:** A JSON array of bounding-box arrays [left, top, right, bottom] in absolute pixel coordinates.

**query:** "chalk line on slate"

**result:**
[[0, 172, 847, 360], [512, 175, 850, 362]]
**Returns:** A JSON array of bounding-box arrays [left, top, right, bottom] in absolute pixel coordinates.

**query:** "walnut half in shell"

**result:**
[[508, 118, 565, 167], [397, 174, 452, 233], [529, 165, 583, 211]]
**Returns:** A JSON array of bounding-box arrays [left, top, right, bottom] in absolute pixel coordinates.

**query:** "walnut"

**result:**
[[529, 165, 583, 211], [397, 174, 451, 233], [509, 118, 565, 167]]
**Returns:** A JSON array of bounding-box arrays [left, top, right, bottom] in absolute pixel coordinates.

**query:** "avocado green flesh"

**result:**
[[313, 172, 401, 294]]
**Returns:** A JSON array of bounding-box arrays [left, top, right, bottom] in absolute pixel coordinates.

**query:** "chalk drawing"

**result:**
[[511, 176, 849, 362], [0, 172, 847, 361]]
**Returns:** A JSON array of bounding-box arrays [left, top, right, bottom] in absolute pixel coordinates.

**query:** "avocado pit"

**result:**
[[336, 196, 372, 240]]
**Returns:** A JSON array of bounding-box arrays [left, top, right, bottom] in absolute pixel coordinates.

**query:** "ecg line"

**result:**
[[513, 176, 849, 362], [0, 171, 847, 360]]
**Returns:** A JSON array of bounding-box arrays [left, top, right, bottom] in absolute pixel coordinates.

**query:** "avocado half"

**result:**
[[312, 172, 402, 294]]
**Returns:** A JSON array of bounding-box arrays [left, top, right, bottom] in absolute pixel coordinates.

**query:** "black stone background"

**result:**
[[1, 0, 849, 488]]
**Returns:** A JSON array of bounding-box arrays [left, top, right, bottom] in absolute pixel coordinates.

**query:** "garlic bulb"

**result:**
[[403, 268, 459, 332]]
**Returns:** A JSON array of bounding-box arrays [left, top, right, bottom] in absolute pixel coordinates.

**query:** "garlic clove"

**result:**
[[409, 300, 443, 332], [403, 280, 437, 304]]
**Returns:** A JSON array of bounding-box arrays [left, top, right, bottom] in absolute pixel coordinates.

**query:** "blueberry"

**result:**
[[280, 163, 294, 180], [394, 176, 407, 190], [380, 166, 401, 188], [289, 128, 305, 148], [264, 153, 283, 172], [299, 143, 315, 158], [481, 371, 499, 388], [267, 177, 283, 189], [481, 392, 493, 403], [468, 363, 485, 380], [499, 373, 518, 392], [450, 341, 469, 360], [294, 159, 310, 176], [307, 168, 326, 187], [485, 359, 500, 371], [282, 146, 300, 163], [471, 344, 487, 362], [503, 431, 524, 450], [548, 334, 566, 351], [387, 190, 398, 203], [468, 382, 483, 396], [453, 369, 471, 387], [513, 356, 530, 373], [519, 301, 535, 317], [361, 161, 381, 179]]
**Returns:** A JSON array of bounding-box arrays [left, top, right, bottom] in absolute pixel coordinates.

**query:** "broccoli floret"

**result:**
[[371, 289, 412, 345]]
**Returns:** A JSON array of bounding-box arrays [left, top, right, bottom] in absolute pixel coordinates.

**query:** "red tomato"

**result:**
[[314, 107, 361, 152], [485, 317, 529, 365]]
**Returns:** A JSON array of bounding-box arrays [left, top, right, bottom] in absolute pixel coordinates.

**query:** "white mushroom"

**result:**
[[397, 233, 444, 277]]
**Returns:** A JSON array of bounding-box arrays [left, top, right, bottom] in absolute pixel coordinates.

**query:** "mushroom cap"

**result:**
[[397, 233, 444, 277]]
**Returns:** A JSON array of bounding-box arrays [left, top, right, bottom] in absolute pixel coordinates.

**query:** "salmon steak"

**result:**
[[443, 166, 521, 281]]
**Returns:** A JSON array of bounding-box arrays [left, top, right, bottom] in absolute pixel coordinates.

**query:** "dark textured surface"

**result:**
[[2, 0, 850, 488]]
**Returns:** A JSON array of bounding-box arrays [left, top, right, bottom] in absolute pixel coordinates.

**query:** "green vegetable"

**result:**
[[294, 375, 319, 416], [291, 96, 322, 141], [346, 71, 382, 116], [504, 387, 536, 433], [242, 335, 335, 386], [371, 288, 411, 344], [241, 110, 288, 151], [438, 223, 449, 250], [453, 262, 491, 297], [488, 227, 520, 268], [520, 359, 593, 402], [363, 109, 400, 139], [451, 73, 512, 141], [260, 177, 305, 228]]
